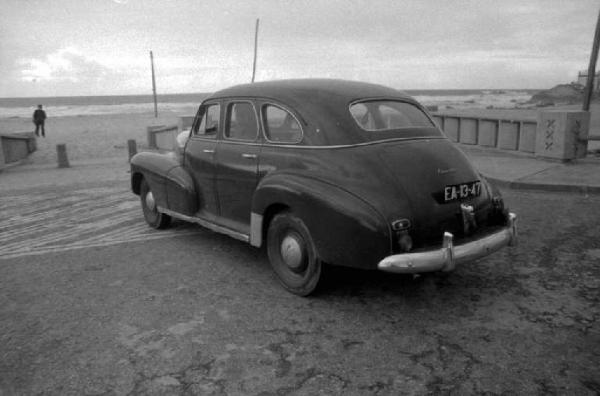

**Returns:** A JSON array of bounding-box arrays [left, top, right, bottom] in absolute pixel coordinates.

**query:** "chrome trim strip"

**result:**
[[218, 140, 262, 147], [190, 135, 442, 149], [158, 207, 250, 243], [250, 212, 263, 247], [263, 136, 445, 150], [378, 213, 517, 274]]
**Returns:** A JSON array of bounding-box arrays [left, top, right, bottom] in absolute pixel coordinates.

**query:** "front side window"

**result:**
[[225, 102, 258, 141], [262, 104, 302, 143], [350, 101, 434, 131], [193, 103, 220, 137]]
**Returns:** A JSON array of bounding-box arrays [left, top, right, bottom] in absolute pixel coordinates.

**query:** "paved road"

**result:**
[[0, 185, 203, 260], [1, 186, 599, 395]]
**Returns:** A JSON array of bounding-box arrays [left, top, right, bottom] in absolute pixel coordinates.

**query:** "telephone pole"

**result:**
[[251, 19, 260, 83], [150, 51, 158, 117], [583, 8, 600, 111]]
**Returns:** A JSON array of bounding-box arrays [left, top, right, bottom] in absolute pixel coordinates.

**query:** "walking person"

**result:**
[[33, 105, 47, 137]]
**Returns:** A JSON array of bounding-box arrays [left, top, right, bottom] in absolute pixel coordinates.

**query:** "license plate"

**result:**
[[444, 181, 482, 202]]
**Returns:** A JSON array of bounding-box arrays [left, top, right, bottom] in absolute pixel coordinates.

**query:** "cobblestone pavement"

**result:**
[[0, 188, 599, 395]]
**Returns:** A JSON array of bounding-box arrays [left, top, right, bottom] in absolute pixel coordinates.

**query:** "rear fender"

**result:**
[[130, 152, 198, 215], [251, 174, 391, 269]]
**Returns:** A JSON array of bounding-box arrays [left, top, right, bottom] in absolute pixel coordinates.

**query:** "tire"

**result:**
[[140, 179, 171, 229], [267, 212, 322, 296]]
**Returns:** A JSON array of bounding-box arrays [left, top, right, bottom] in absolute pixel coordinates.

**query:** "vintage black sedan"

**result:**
[[130, 79, 517, 295]]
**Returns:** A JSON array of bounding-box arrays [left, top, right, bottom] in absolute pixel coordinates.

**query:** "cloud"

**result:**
[[19, 47, 112, 83]]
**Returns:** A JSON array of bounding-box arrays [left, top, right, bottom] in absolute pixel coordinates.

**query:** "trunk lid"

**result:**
[[377, 138, 492, 246]]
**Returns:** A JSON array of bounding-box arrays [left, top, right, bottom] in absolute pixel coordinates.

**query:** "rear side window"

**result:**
[[350, 101, 433, 131], [225, 102, 258, 141], [262, 104, 302, 143]]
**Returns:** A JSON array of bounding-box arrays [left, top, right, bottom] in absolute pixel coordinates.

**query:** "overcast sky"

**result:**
[[1, 0, 598, 97]]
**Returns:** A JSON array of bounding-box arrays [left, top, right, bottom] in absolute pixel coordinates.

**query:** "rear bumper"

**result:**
[[377, 213, 517, 274]]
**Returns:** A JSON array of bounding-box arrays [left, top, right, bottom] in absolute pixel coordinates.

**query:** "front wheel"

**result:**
[[140, 179, 171, 229], [267, 212, 322, 296]]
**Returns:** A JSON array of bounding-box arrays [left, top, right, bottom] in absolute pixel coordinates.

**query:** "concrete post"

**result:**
[[535, 110, 590, 161], [56, 144, 70, 168], [127, 139, 137, 161]]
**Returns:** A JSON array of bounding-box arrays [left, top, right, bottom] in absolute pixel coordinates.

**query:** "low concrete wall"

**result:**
[[433, 110, 595, 160], [432, 113, 538, 154], [147, 116, 195, 152], [146, 125, 179, 151], [0, 132, 37, 170], [179, 116, 195, 131]]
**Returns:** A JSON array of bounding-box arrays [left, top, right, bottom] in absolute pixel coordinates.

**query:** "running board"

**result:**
[[158, 207, 250, 243]]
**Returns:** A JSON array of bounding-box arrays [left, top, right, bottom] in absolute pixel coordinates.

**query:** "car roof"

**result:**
[[209, 79, 414, 104], [206, 79, 438, 146]]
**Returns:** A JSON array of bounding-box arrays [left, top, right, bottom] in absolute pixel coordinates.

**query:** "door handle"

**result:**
[[203, 149, 215, 153], [241, 153, 257, 159]]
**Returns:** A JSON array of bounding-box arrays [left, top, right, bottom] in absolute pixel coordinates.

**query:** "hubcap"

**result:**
[[280, 233, 305, 272], [145, 191, 156, 211]]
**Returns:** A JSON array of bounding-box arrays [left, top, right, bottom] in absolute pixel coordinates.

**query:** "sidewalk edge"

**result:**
[[483, 174, 600, 195]]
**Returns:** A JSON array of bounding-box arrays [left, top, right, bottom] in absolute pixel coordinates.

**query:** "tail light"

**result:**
[[397, 231, 413, 252], [392, 218, 413, 252]]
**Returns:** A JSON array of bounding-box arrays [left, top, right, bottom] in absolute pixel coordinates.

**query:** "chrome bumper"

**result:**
[[378, 213, 517, 274]]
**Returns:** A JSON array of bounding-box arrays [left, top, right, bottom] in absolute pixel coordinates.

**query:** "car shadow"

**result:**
[[169, 220, 490, 306]]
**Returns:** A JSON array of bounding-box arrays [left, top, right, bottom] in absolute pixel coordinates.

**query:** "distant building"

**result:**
[[577, 70, 600, 91]]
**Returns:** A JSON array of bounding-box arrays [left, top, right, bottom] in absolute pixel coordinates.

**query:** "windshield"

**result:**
[[350, 100, 434, 131]]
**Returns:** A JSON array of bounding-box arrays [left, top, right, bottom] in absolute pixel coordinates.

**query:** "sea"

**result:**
[[0, 90, 537, 119]]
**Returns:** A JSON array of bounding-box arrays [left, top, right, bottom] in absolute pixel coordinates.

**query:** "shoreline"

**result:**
[[1, 104, 598, 166]]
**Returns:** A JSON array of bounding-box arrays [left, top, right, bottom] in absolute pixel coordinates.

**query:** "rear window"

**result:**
[[350, 100, 434, 131]]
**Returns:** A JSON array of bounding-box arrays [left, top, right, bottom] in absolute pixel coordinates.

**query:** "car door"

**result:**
[[183, 101, 221, 216], [214, 100, 261, 231]]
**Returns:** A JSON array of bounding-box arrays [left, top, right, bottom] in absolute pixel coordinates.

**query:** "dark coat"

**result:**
[[33, 109, 46, 123]]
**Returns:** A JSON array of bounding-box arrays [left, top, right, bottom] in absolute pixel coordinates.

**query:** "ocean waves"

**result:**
[[0, 90, 534, 119]]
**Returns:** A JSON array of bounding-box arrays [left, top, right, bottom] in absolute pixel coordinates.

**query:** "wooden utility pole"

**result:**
[[150, 51, 158, 117], [583, 9, 600, 111], [251, 18, 260, 83]]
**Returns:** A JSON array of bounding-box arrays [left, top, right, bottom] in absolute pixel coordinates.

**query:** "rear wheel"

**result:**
[[267, 212, 322, 296], [140, 179, 171, 229]]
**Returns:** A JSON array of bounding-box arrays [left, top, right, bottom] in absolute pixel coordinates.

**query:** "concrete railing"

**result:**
[[432, 110, 591, 160], [431, 113, 538, 153], [0, 132, 37, 171]]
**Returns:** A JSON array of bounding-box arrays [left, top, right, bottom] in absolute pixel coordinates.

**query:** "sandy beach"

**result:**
[[0, 111, 184, 165], [1, 104, 598, 167]]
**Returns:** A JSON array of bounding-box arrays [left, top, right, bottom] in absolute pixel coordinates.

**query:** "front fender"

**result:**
[[252, 173, 391, 269], [130, 151, 198, 215]]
